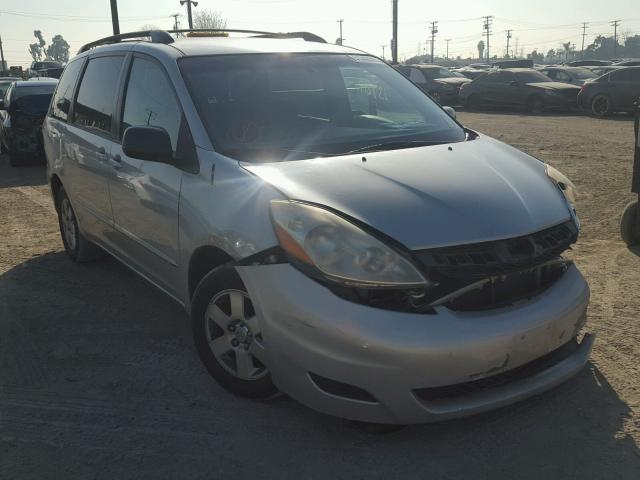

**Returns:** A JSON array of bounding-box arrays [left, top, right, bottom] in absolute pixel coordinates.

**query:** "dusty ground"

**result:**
[[1, 112, 639, 479]]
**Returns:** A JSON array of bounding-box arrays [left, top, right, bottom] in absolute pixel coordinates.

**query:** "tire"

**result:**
[[526, 95, 545, 114], [191, 266, 278, 399], [56, 187, 103, 262], [621, 200, 640, 247], [591, 94, 612, 117]]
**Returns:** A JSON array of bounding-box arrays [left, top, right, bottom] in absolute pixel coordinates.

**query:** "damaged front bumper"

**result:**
[[237, 262, 592, 424]]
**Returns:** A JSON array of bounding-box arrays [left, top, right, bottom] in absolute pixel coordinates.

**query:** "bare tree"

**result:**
[[140, 24, 160, 31], [192, 9, 227, 30]]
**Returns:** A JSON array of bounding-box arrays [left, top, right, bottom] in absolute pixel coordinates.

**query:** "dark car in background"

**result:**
[[567, 59, 612, 67], [394, 64, 470, 105], [613, 59, 640, 67], [0, 77, 21, 99], [587, 65, 624, 77], [578, 66, 640, 116], [0, 79, 57, 166], [539, 66, 597, 86], [459, 68, 580, 112]]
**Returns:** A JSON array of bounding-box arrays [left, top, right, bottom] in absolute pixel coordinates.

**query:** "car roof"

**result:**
[[492, 68, 539, 73], [82, 36, 361, 59]]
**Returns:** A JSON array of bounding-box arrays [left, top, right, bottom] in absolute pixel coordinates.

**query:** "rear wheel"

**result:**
[[591, 94, 612, 117], [191, 267, 278, 399], [56, 187, 103, 262], [621, 200, 640, 246]]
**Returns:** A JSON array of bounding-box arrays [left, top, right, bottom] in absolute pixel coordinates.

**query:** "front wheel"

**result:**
[[191, 267, 278, 399], [621, 200, 640, 246], [526, 95, 545, 114]]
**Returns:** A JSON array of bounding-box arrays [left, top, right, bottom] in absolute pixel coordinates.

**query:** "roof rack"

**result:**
[[78, 28, 327, 54], [78, 30, 174, 53]]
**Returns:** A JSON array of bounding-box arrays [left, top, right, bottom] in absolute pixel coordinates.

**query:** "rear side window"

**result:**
[[612, 69, 640, 82], [73, 56, 125, 133], [409, 68, 425, 83], [121, 57, 182, 153], [50, 59, 83, 121]]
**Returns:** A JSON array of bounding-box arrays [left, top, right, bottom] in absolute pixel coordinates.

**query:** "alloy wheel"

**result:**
[[591, 95, 611, 116], [60, 198, 77, 251], [204, 289, 268, 381]]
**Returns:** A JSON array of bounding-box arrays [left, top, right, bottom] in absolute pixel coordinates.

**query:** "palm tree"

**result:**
[[477, 40, 485, 60]]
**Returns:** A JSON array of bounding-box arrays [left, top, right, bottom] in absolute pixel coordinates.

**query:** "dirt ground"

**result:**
[[1, 112, 639, 479]]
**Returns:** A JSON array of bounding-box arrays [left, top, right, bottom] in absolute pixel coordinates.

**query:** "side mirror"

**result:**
[[122, 126, 172, 162], [509, 80, 519, 87], [443, 106, 456, 119]]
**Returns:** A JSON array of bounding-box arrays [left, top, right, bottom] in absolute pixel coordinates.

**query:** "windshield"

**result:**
[[180, 53, 464, 162], [515, 71, 552, 83], [572, 68, 596, 79]]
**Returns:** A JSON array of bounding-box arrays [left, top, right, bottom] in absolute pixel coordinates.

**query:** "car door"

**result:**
[[611, 68, 640, 110], [44, 58, 85, 181], [107, 54, 191, 297], [63, 54, 126, 238], [485, 71, 517, 106]]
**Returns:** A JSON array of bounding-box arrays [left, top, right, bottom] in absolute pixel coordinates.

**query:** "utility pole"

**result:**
[[482, 16, 493, 62], [110, 0, 120, 35], [445, 39, 451, 60], [337, 19, 344, 45], [180, 0, 199, 30], [381, 45, 386, 60], [170, 14, 182, 37], [0, 36, 6, 72], [611, 20, 621, 58], [505, 30, 512, 58], [392, 0, 398, 64], [581, 22, 588, 58], [429, 21, 438, 63]]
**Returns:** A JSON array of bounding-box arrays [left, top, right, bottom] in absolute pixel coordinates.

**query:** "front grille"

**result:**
[[414, 338, 580, 403], [415, 220, 578, 279]]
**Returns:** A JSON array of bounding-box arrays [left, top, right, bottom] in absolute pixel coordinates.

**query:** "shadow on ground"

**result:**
[[1, 251, 638, 479], [0, 153, 47, 188]]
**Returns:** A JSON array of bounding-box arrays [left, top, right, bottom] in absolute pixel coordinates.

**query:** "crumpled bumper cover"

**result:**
[[237, 263, 591, 424]]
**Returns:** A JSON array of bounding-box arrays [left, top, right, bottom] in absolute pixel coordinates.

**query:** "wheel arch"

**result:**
[[188, 245, 235, 300]]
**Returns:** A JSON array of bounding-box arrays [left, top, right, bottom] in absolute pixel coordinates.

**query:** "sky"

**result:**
[[1, 0, 640, 68]]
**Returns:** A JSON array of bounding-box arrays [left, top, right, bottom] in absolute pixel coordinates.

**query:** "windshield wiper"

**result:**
[[338, 140, 447, 156]]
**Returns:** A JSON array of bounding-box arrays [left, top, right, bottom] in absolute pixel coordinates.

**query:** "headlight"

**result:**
[[545, 164, 579, 226], [270, 200, 429, 288], [544, 90, 561, 97]]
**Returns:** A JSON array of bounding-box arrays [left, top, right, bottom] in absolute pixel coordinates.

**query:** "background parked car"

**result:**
[[459, 68, 580, 113], [578, 66, 640, 116], [0, 76, 20, 100], [0, 79, 57, 166], [452, 67, 487, 80], [539, 66, 597, 86], [29, 60, 63, 77], [567, 59, 612, 67], [613, 59, 640, 67], [394, 64, 470, 105], [586, 65, 625, 77]]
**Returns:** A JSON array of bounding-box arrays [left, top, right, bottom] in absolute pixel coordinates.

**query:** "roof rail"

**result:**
[[77, 28, 327, 55], [78, 30, 174, 54], [167, 29, 327, 43]]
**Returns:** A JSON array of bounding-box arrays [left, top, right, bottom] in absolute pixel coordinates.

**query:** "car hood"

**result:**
[[243, 135, 572, 250], [526, 82, 581, 91], [434, 77, 471, 86]]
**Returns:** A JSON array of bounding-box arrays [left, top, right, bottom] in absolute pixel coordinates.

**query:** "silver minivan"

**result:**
[[44, 30, 592, 425]]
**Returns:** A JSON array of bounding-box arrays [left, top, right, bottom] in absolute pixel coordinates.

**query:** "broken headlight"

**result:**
[[270, 200, 429, 289], [545, 164, 579, 227]]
